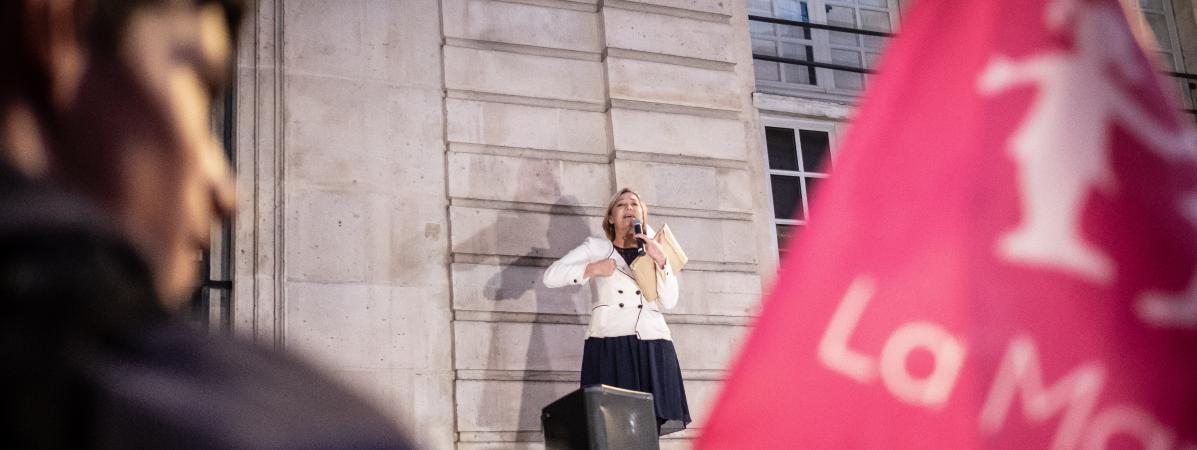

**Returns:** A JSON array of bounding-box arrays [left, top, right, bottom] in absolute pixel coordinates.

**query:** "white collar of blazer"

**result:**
[[604, 224, 655, 280], [605, 246, 636, 280]]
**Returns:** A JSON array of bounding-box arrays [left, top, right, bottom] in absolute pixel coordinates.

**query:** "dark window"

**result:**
[[771, 175, 803, 220], [777, 224, 800, 257], [799, 129, 830, 172], [766, 127, 800, 171], [765, 123, 834, 259]]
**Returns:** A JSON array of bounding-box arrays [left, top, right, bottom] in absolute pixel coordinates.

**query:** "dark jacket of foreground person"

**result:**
[[0, 166, 412, 449]]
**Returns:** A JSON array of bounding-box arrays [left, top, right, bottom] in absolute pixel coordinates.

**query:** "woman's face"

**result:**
[[609, 192, 643, 235]]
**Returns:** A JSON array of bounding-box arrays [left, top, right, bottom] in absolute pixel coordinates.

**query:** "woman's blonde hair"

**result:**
[[603, 188, 649, 242]]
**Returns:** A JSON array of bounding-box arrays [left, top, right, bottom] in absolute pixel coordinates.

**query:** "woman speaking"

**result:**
[[542, 188, 691, 435]]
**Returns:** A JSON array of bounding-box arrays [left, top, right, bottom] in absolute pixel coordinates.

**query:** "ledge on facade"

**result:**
[[612, 148, 747, 169], [446, 37, 602, 62], [603, 0, 730, 23], [610, 97, 741, 120], [447, 89, 607, 113], [451, 253, 761, 274], [455, 368, 726, 382], [753, 91, 855, 121], [606, 47, 735, 72], [453, 310, 755, 326], [449, 142, 611, 165], [496, 0, 599, 13], [458, 431, 546, 444]]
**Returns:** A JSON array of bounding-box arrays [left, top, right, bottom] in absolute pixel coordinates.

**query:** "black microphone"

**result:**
[[632, 218, 646, 256]]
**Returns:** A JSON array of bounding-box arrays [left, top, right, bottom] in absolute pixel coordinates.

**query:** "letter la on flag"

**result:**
[[699, 0, 1197, 448]]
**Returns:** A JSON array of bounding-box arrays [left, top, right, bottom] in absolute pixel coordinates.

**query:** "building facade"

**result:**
[[198, 0, 1197, 448]]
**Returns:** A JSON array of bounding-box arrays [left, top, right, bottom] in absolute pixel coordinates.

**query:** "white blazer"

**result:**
[[542, 227, 680, 341]]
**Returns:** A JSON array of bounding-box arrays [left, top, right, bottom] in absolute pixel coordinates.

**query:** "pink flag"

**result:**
[[699, 0, 1197, 448]]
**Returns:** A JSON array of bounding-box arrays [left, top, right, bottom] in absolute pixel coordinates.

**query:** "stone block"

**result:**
[[331, 368, 456, 449], [454, 321, 586, 372], [615, 159, 752, 213], [285, 189, 369, 283], [447, 99, 608, 155], [607, 57, 740, 110], [457, 380, 578, 432], [285, 75, 444, 193], [285, 283, 452, 371], [443, 0, 601, 53], [450, 207, 604, 258], [604, 7, 733, 62], [448, 152, 611, 206], [671, 323, 750, 371], [381, 195, 454, 286], [611, 108, 747, 161], [286, 189, 450, 286], [716, 168, 755, 217], [643, 214, 757, 264], [452, 263, 593, 314], [672, 270, 761, 317], [283, 0, 442, 88], [445, 46, 604, 104], [682, 379, 722, 429]]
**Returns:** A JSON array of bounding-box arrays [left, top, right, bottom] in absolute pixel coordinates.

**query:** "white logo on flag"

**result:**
[[978, 3, 1192, 284]]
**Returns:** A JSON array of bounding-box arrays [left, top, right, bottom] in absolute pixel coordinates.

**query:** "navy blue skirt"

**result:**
[[580, 335, 691, 435]]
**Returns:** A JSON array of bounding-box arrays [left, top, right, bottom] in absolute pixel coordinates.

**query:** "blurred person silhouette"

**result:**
[[0, 0, 411, 448]]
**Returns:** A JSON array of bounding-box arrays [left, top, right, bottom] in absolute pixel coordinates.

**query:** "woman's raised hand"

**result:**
[[585, 259, 617, 278], [635, 234, 667, 268]]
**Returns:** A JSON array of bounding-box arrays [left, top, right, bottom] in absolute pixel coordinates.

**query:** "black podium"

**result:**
[[541, 384, 659, 450]]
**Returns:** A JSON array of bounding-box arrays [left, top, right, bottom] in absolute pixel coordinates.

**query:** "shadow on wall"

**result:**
[[453, 184, 591, 439], [483, 199, 588, 300]]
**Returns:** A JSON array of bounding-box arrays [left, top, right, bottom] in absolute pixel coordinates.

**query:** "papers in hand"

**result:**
[[630, 224, 687, 302]]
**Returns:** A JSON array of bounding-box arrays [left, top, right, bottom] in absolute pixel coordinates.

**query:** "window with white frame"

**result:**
[[1139, 0, 1183, 70], [763, 119, 837, 257], [1137, 0, 1194, 110], [750, 0, 900, 98]]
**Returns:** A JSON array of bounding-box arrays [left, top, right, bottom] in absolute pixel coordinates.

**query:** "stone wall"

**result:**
[[442, 0, 768, 448], [231, 0, 455, 448]]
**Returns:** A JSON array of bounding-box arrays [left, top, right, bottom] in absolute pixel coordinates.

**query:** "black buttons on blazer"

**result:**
[[619, 303, 624, 308], [637, 305, 643, 309], [635, 290, 641, 295], [573, 279, 578, 283], [618, 290, 623, 294]]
